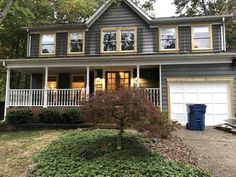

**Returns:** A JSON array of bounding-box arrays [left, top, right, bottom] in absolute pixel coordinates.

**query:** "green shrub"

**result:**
[[6, 109, 33, 124], [61, 109, 81, 124], [39, 109, 62, 124]]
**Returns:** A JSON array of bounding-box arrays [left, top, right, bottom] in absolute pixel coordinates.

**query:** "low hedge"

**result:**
[[6, 109, 33, 124], [5, 108, 82, 125]]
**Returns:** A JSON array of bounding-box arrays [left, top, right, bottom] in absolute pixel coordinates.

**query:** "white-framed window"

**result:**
[[192, 25, 212, 50], [40, 34, 55, 55], [102, 31, 117, 52], [101, 28, 137, 53], [68, 32, 85, 54], [120, 30, 135, 51], [159, 27, 178, 51]]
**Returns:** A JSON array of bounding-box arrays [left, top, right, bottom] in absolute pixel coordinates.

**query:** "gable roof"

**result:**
[[85, 0, 152, 27]]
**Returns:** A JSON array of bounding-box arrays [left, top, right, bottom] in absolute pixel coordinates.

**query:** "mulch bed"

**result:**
[[144, 127, 198, 166]]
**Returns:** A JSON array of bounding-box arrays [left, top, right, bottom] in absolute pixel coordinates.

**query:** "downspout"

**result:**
[[26, 28, 31, 57], [222, 17, 227, 51]]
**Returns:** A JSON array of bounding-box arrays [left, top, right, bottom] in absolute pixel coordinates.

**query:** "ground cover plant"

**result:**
[[33, 129, 210, 177]]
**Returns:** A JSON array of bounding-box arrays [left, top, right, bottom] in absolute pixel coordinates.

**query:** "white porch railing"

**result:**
[[9, 89, 44, 106], [47, 89, 86, 106], [8, 88, 160, 107], [141, 88, 160, 107], [9, 89, 86, 107]]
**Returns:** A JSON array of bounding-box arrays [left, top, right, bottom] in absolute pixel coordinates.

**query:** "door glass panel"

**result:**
[[119, 72, 130, 89], [106, 72, 130, 91], [106, 72, 117, 91]]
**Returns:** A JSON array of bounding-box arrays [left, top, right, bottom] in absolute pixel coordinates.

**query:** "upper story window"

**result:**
[[159, 27, 178, 51], [121, 30, 135, 51], [192, 25, 212, 50], [68, 32, 85, 54], [40, 34, 55, 55], [103, 31, 117, 52], [101, 27, 137, 53]]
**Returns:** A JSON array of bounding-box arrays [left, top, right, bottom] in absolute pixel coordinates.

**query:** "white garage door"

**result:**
[[170, 81, 231, 126]]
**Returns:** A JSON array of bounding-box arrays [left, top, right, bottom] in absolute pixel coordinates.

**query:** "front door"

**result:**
[[106, 71, 130, 91]]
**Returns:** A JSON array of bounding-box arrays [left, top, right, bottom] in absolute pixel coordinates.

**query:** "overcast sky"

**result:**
[[154, 0, 176, 17]]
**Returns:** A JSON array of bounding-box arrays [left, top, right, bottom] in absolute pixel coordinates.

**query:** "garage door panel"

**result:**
[[172, 114, 187, 125], [170, 81, 231, 126], [171, 94, 184, 103], [184, 84, 198, 92], [198, 94, 213, 103], [214, 104, 229, 114], [185, 93, 198, 103], [213, 83, 229, 92], [199, 84, 212, 92], [171, 103, 185, 113], [171, 83, 184, 92], [213, 93, 228, 103]]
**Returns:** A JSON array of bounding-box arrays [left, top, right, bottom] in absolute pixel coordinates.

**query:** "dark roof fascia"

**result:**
[[21, 23, 88, 33], [150, 15, 233, 26]]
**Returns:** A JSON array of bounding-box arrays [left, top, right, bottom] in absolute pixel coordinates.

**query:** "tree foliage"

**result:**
[[0, 0, 156, 101], [173, 0, 236, 49]]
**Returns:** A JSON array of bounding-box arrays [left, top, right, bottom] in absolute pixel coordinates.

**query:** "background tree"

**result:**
[[0, 0, 156, 101], [173, 0, 236, 49]]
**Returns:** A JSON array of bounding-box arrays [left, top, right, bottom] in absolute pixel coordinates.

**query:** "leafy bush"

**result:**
[[33, 130, 210, 177], [83, 89, 172, 149], [39, 109, 62, 124], [6, 109, 33, 124], [61, 109, 81, 124]]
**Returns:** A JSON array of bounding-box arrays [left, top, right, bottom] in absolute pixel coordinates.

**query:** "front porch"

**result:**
[[4, 65, 161, 116]]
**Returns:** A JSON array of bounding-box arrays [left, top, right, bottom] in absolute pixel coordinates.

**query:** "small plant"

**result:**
[[61, 109, 81, 124], [6, 109, 33, 124], [39, 109, 62, 124]]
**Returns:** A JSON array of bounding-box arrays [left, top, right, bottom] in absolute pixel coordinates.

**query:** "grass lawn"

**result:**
[[33, 129, 210, 177], [0, 130, 68, 177]]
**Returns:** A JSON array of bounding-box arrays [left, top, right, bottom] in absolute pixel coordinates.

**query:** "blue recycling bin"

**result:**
[[186, 104, 207, 131]]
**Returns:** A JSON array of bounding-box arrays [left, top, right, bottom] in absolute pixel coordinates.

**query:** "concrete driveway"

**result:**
[[176, 127, 236, 177]]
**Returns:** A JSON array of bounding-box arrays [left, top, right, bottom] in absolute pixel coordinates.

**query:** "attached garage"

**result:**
[[168, 78, 233, 126]]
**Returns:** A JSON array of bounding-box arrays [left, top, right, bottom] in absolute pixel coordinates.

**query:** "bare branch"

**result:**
[[0, 0, 14, 24]]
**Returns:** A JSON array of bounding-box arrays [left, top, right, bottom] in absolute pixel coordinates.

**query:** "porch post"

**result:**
[[43, 66, 48, 108], [136, 65, 140, 88], [86, 66, 90, 98], [159, 65, 162, 112], [4, 68, 10, 119]]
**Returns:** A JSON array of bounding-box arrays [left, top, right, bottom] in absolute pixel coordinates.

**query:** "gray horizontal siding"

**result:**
[[212, 24, 222, 52], [161, 64, 236, 113], [56, 33, 68, 57], [86, 1, 155, 55], [179, 26, 191, 53], [30, 34, 39, 57]]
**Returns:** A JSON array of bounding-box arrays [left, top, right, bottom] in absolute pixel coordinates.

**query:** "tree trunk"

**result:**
[[201, 0, 208, 15], [0, 0, 15, 24], [117, 119, 124, 150]]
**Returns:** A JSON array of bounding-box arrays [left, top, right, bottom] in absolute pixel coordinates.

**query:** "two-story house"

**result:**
[[1, 0, 235, 126]]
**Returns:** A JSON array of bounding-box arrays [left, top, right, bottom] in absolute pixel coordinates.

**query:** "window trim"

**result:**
[[159, 26, 179, 52], [100, 27, 137, 54], [191, 24, 213, 51], [39, 33, 56, 56], [67, 31, 85, 55]]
